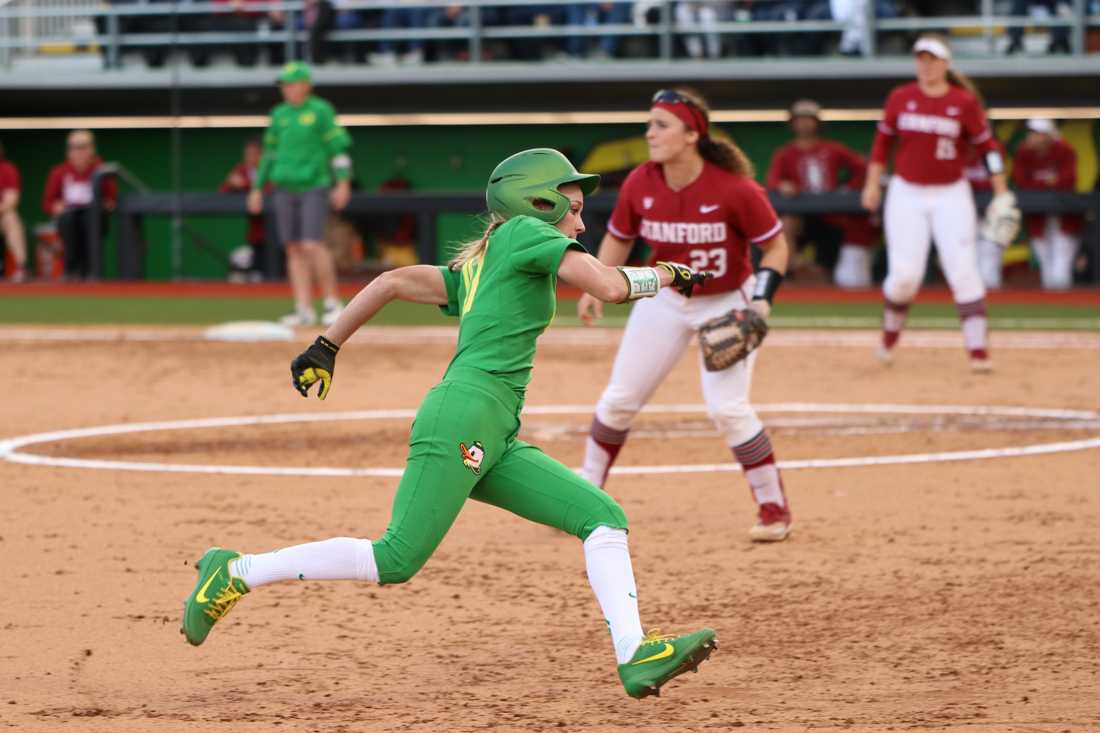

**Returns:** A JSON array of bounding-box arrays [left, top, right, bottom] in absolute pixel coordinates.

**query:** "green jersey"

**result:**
[[255, 95, 352, 192], [438, 215, 585, 398]]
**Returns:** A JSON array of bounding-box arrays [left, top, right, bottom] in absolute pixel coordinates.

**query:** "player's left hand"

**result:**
[[291, 335, 340, 400], [749, 298, 771, 321], [981, 191, 1021, 248], [656, 261, 710, 297]]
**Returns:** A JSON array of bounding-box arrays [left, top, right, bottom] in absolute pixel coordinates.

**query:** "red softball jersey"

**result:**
[[870, 82, 998, 185], [607, 160, 782, 294], [766, 139, 867, 193], [1013, 137, 1081, 236]]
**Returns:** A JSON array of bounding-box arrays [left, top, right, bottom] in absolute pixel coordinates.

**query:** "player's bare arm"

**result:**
[[558, 248, 678, 304], [576, 232, 634, 324], [325, 265, 447, 346]]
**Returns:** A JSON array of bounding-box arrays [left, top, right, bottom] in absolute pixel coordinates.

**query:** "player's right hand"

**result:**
[[247, 189, 264, 216], [291, 336, 340, 400], [860, 184, 881, 212], [578, 292, 604, 326], [656, 261, 710, 298]]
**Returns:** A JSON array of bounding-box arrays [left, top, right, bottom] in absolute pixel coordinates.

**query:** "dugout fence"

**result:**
[[89, 167, 1100, 285]]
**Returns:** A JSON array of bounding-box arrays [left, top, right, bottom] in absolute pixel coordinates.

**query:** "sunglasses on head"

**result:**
[[651, 89, 699, 108]]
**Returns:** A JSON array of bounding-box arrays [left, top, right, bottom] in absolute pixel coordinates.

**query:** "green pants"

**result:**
[[372, 366, 628, 585]]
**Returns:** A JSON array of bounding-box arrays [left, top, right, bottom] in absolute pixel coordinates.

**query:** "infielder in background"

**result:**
[[861, 35, 1019, 372], [578, 89, 794, 542], [183, 148, 719, 699], [248, 62, 352, 327], [767, 98, 877, 288], [1011, 118, 1080, 290]]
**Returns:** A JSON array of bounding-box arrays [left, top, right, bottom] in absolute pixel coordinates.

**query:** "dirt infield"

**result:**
[[2, 328, 1099, 732]]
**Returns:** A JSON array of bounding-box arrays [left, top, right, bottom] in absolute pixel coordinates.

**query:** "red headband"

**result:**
[[652, 101, 709, 136]]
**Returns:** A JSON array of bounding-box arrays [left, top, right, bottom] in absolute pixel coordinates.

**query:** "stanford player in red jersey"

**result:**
[[767, 98, 877, 288], [577, 88, 795, 542], [1012, 118, 1081, 289], [862, 35, 1018, 372]]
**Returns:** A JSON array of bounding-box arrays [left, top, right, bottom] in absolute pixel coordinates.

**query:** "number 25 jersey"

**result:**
[[870, 82, 997, 186], [607, 160, 782, 294]]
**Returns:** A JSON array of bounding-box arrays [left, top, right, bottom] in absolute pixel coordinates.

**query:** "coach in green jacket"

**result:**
[[248, 62, 352, 327]]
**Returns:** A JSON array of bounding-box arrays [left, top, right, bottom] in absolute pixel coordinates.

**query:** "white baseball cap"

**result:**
[[913, 37, 952, 61], [1026, 118, 1057, 135]]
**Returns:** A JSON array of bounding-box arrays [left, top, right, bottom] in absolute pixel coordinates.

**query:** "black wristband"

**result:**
[[752, 268, 783, 304], [316, 335, 340, 354]]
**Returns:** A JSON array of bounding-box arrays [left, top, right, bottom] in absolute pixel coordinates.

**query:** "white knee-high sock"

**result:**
[[229, 537, 379, 588], [584, 526, 644, 665]]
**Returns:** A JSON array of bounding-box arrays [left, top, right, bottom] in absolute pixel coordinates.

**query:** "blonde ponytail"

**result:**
[[448, 214, 505, 270]]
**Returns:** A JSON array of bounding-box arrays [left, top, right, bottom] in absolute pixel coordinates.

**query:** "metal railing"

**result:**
[[0, 0, 1098, 69]]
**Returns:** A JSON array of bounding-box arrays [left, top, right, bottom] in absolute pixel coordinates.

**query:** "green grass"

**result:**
[[1, 295, 1097, 329]]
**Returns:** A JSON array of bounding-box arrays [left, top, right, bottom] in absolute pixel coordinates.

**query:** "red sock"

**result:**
[[582, 417, 629, 487], [882, 300, 910, 349]]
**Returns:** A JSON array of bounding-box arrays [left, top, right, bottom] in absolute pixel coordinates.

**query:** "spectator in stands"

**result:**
[[767, 99, 876, 287], [802, 0, 899, 57], [0, 140, 26, 282], [565, 2, 632, 59], [221, 138, 271, 280], [1006, 0, 1072, 55], [504, 5, 567, 60], [1013, 118, 1080, 289], [676, 1, 723, 59], [248, 63, 351, 326], [268, 0, 340, 65], [42, 130, 117, 280], [373, 1, 431, 64], [429, 4, 473, 61], [206, 0, 265, 67]]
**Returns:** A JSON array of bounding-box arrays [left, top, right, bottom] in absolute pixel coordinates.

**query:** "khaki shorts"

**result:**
[[272, 187, 329, 245]]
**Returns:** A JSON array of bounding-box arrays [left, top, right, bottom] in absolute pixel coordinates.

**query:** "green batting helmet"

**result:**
[[485, 148, 600, 224]]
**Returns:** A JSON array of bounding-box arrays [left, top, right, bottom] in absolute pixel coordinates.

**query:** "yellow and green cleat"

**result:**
[[181, 547, 250, 646], [618, 628, 718, 699]]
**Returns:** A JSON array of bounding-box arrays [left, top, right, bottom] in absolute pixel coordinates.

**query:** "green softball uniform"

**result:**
[[371, 216, 628, 584], [255, 95, 351, 192]]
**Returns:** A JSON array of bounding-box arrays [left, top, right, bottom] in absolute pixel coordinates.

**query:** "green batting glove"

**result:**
[[656, 261, 710, 298], [291, 336, 339, 400]]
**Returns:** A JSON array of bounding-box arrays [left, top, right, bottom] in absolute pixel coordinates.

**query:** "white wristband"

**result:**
[[617, 266, 661, 301]]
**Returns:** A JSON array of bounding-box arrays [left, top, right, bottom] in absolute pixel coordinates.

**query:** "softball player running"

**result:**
[[861, 35, 1019, 372], [182, 149, 717, 699], [577, 89, 793, 543]]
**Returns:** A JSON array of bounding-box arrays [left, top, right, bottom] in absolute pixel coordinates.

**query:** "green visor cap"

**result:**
[[278, 61, 312, 83], [486, 148, 600, 224]]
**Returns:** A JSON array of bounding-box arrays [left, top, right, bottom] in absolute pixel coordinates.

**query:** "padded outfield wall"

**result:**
[[4, 117, 1098, 280]]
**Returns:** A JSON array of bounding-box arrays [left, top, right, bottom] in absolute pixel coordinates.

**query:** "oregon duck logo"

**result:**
[[459, 441, 485, 474], [299, 110, 316, 126]]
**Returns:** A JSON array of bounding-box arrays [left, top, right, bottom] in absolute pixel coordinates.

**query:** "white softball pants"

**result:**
[[1033, 217, 1079, 290], [594, 284, 763, 448], [883, 176, 986, 305]]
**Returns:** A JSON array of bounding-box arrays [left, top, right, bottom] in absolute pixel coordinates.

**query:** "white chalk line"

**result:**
[[4, 326, 1100, 350], [2, 403, 1099, 478]]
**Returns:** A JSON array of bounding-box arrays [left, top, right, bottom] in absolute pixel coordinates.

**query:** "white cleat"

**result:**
[[748, 503, 792, 542], [321, 302, 344, 327], [279, 309, 317, 327], [970, 357, 994, 373], [876, 345, 895, 366]]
